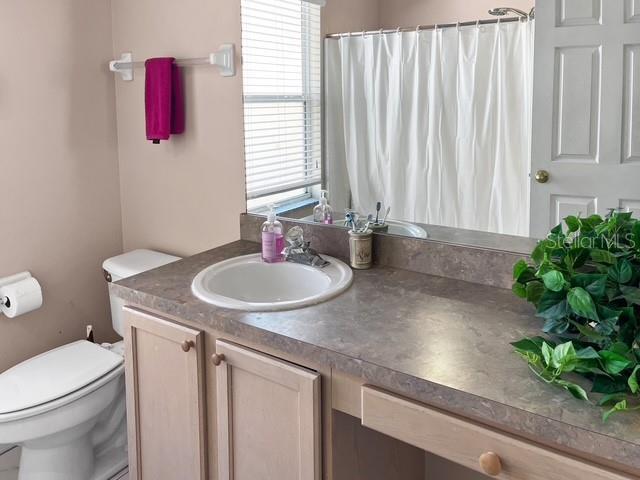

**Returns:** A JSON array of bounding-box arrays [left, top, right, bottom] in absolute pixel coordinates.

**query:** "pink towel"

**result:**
[[145, 57, 185, 144]]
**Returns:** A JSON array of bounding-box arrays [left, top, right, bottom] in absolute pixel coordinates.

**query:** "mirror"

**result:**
[[240, 0, 640, 254]]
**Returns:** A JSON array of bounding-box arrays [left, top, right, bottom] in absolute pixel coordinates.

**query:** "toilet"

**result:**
[[0, 249, 180, 480]]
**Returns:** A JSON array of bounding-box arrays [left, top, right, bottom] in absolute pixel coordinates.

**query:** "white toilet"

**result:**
[[0, 249, 180, 480]]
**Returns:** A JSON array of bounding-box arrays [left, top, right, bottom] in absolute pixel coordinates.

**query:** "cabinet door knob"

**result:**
[[211, 353, 226, 366], [479, 452, 502, 476], [535, 169, 550, 183], [181, 340, 195, 352]]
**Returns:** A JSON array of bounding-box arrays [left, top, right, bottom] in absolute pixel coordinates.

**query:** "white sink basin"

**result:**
[[384, 219, 428, 239], [191, 254, 353, 311]]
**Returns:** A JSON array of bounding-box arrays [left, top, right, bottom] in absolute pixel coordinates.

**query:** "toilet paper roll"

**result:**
[[0, 277, 43, 318]]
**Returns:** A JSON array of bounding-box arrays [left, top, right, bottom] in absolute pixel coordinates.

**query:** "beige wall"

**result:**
[[110, 0, 379, 258], [0, 1, 122, 371], [324, 0, 381, 35], [379, 0, 534, 28], [111, 0, 247, 258]]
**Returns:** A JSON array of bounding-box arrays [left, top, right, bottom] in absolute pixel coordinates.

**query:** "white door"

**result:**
[[530, 0, 640, 238]]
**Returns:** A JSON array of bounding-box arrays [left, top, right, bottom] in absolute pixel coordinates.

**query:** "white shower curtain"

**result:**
[[325, 20, 534, 236]]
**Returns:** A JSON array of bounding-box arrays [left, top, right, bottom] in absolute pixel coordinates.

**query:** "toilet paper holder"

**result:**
[[0, 271, 42, 317], [0, 272, 30, 306]]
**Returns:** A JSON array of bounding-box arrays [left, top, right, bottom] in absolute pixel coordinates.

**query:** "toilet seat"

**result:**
[[0, 341, 123, 423]]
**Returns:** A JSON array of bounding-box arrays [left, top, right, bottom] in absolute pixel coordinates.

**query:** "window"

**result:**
[[241, 0, 323, 212]]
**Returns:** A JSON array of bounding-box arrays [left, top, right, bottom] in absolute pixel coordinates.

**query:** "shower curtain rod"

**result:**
[[325, 16, 527, 38]]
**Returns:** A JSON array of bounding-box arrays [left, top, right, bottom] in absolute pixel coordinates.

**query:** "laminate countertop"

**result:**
[[110, 240, 640, 474]]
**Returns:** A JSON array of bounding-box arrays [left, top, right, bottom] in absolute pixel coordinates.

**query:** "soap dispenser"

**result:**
[[313, 190, 334, 224], [261, 205, 285, 263]]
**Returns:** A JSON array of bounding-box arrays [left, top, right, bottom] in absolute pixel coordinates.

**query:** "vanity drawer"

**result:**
[[361, 386, 633, 480]]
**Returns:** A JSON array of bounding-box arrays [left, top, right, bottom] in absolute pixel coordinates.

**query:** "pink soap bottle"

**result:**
[[261, 205, 285, 263], [313, 190, 334, 225]]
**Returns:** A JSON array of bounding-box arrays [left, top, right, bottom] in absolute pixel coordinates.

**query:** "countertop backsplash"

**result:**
[[240, 213, 526, 290]]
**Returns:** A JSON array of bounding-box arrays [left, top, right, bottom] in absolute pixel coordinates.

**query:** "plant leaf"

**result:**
[[542, 270, 567, 292], [590, 249, 618, 265], [537, 290, 568, 320], [572, 273, 607, 299], [632, 222, 640, 248], [526, 282, 545, 304], [598, 393, 626, 406], [551, 341, 577, 370], [564, 248, 590, 270], [609, 260, 633, 284], [595, 305, 623, 336], [541, 342, 553, 367], [531, 242, 546, 265], [542, 317, 570, 334], [608, 342, 631, 356], [603, 400, 628, 422], [511, 337, 546, 356], [567, 287, 599, 321], [570, 320, 609, 342], [565, 215, 581, 232], [628, 365, 640, 394], [599, 350, 633, 375], [592, 375, 630, 394], [556, 380, 589, 401], [550, 223, 563, 235], [513, 259, 528, 281], [512, 282, 527, 298], [576, 346, 601, 360], [620, 286, 640, 306]]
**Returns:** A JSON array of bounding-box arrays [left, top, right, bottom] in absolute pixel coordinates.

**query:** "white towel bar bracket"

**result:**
[[109, 44, 236, 81]]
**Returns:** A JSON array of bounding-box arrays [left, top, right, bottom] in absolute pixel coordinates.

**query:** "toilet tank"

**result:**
[[102, 249, 181, 336]]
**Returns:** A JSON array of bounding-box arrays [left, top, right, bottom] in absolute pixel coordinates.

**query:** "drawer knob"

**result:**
[[211, 353, 226, 366], [479, 452, 502, 476], [181, 340, 195, 352]]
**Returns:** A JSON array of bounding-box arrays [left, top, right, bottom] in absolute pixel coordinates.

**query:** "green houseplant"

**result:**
[[512, 211, 640, 420]]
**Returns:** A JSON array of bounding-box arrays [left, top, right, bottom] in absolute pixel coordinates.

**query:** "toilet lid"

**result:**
[[0, 340, 123, 414]]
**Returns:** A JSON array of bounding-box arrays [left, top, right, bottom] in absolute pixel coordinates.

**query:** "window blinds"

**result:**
[[241, 0, 322, 201]]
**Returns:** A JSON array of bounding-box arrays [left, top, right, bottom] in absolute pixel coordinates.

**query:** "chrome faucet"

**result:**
[[282, 226, 330, 268]]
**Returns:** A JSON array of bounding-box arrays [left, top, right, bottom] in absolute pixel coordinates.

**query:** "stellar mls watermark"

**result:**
[[541, 233, 637, 251]]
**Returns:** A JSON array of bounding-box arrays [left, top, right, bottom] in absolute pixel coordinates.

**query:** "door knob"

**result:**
[[181, 340, 195, 352], [479, 452, 502, 476], [211, 353, 226, 366], [535, 170, 549, 183]]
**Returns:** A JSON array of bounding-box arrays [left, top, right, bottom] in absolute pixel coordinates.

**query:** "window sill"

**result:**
[[250, 197, 318, 217]]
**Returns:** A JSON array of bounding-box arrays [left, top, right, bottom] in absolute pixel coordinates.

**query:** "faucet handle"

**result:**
[[285, 226, 305, 247]]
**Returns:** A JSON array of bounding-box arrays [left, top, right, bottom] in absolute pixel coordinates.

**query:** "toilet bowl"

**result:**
[[0, 341, 127, 480], [0, 249, 180, 480]]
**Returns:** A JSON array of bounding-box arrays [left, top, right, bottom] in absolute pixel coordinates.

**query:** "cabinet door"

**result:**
[[214, 339, 321, 480], [123, 308, 207, 480]]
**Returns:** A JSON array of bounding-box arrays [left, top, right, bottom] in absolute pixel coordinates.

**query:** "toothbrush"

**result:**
[[375, 202, 381, 224], [382, 206, 391, 225]]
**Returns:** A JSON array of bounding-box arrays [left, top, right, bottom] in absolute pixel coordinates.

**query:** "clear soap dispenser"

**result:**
[[261, 205, 285, 263], [313, 190, 334, 224]]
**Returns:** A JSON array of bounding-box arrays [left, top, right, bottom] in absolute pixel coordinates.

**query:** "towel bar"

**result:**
[[109, 44, 236, 81]]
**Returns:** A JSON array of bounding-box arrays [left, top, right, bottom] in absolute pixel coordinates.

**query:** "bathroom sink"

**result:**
[[301, 215, 428, 239], [191, 254, 353, 311], [384, 219, 428, 239]]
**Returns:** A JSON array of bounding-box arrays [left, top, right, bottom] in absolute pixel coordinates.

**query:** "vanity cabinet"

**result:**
[[361, 386, 634, 480], [123, 308, 207, 480], [120, 307, 637, 480], [213, 339, 321, 480]]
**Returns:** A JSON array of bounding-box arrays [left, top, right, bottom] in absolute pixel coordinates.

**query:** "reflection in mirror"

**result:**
[[241, 0, 640, 251]]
